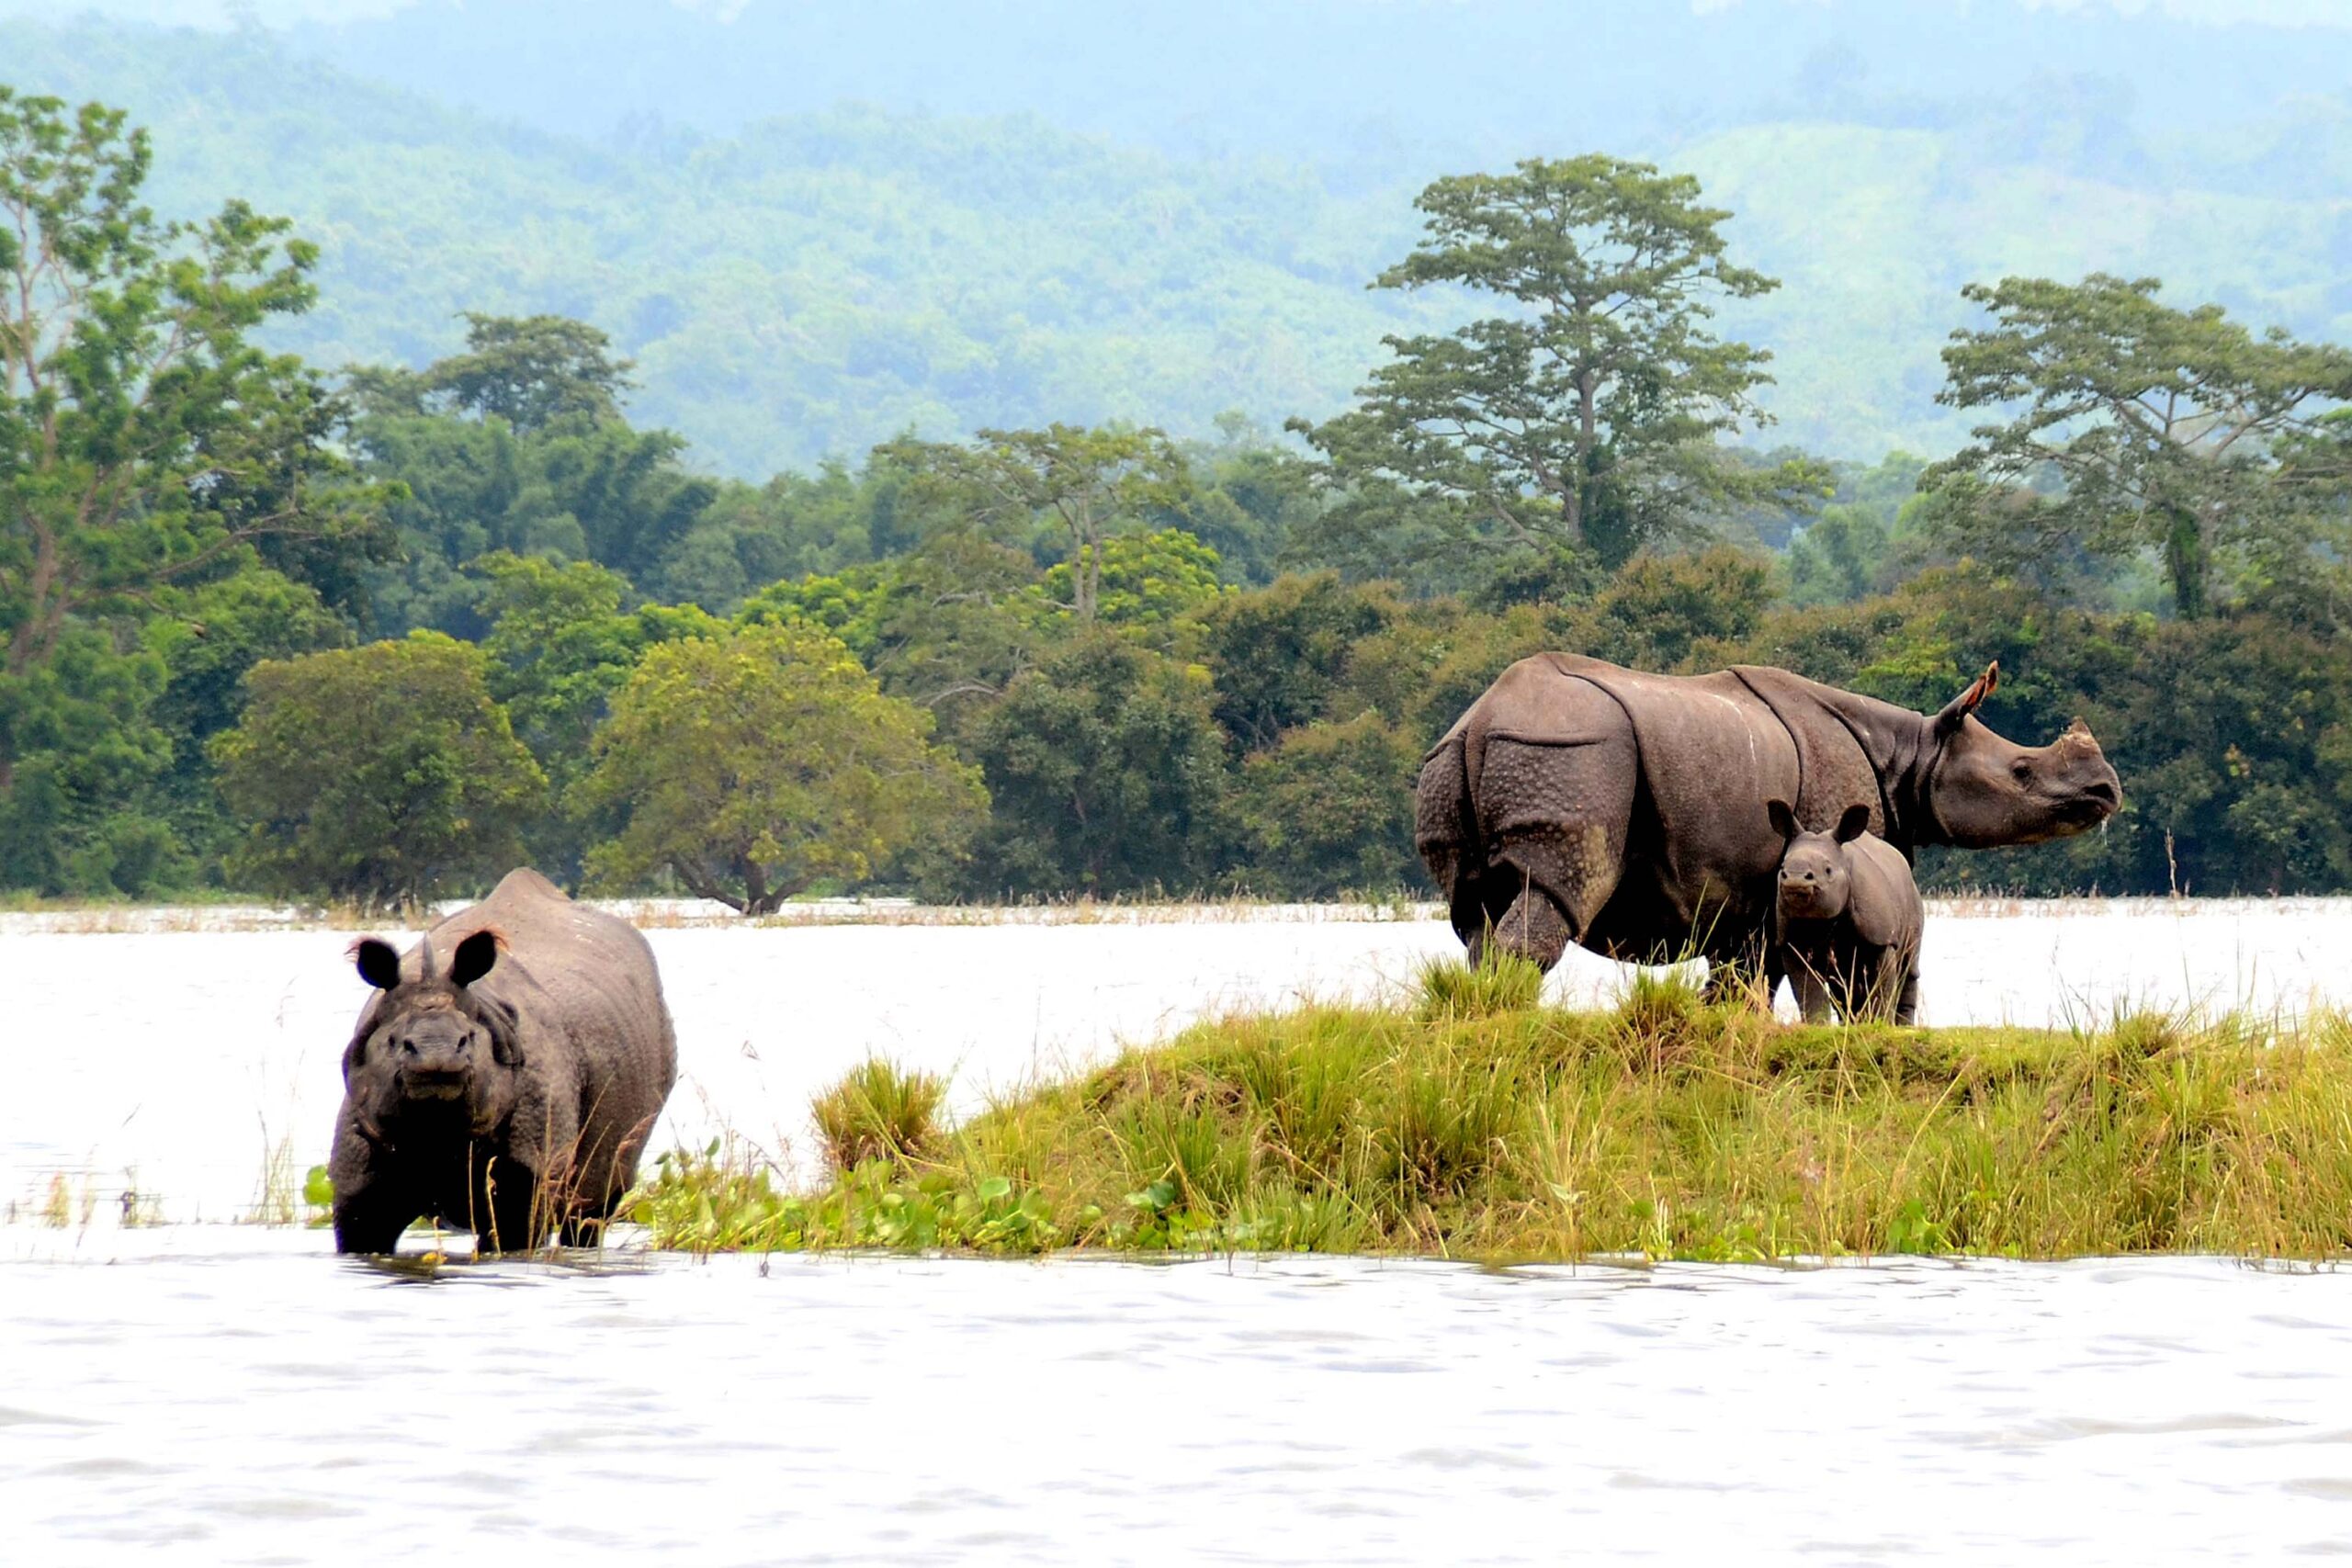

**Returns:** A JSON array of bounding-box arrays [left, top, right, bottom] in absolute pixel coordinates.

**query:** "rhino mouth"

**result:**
[[397, 1067, 473, 1104]]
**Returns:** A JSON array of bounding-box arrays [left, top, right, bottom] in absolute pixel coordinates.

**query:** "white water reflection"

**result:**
[[6, 1233, 2352, 1564], [6, 898, 2351, 1222]]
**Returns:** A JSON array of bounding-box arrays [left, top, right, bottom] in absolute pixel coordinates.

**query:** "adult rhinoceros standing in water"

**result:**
[[328, 868, 678, 1254], [1415, 655, 2120, 984]]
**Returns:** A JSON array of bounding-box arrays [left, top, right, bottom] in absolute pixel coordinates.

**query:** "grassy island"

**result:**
[[628, 960, 2352, 1263]]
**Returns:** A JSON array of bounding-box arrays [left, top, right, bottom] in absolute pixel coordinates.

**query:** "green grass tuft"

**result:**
[[1414, 951, 1545, 1021], [810, 1057, 948, 1171]]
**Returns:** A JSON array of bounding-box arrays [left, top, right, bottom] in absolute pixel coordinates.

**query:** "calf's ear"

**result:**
[[353, 938, 401, 991], [1934, 660, 2000, 734], [1766, 798, 1799, 841], [1834, 803, 1873, 844], [449, 928, 502, 989]]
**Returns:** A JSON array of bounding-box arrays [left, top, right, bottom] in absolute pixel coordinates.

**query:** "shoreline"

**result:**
[[4, 891, 2342, 937]]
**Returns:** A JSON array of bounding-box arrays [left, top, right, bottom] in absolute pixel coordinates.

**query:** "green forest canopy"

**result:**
[[0, 11, 2346, 474], [5, 42, 2352, 908]]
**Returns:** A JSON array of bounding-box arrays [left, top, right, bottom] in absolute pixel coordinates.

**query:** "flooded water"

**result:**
[[6, 899, 2352, 1561], [5, 897, 2347, 1223], [7, 1232, 2352, 1563]]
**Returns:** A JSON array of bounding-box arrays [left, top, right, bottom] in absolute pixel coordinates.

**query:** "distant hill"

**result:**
[[3, 12, 2346, 475]]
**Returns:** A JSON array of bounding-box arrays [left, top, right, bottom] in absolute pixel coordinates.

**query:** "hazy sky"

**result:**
[[16, 0, 2352, 28]]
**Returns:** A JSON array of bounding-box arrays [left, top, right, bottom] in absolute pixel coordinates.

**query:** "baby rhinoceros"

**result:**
[[1767, 800, 1924, 1025], [328, 868, 677, 1255]]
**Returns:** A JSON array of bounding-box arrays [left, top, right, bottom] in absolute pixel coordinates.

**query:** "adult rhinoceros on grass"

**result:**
[[1414, 655, 2120, 987]]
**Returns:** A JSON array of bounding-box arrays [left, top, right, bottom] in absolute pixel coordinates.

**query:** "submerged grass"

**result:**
[[629, 964, 2352, 1263]]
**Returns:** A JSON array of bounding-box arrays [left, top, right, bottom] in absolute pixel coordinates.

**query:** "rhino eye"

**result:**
[[2010, 759, 2033, 782]]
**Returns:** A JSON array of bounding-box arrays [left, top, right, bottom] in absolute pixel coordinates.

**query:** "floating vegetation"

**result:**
[[629, 976, 2352, 1263]]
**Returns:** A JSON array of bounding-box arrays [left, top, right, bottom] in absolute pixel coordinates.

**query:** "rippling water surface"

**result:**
[[7, 901, 2352, 1562], [6, 1233, 2351, 1564]]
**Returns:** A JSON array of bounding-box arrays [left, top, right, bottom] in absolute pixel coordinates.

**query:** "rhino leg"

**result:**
[[1467, 728, 1635, 971], [332, 1179, 417, 1256], [1894, 966, 1920, 1026]]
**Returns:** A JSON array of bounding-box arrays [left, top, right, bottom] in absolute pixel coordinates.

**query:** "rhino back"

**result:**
[[1540, 656, 1800, 905], [425, 869, 679, 1197], [1842, 835, 1924, 953]]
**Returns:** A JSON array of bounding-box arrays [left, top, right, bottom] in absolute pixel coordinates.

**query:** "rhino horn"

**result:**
[[419, 931, 437, 982]]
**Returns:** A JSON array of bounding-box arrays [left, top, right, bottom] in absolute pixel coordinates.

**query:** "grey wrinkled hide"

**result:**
[[1416, 653, 2119, 981], [1773, 811, 1925, 1024], [329, 868, 679, 1254]]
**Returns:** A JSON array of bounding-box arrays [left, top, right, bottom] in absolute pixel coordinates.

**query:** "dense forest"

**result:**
[[5, 79, 2349, 909], [0, 9, 2347, 474]]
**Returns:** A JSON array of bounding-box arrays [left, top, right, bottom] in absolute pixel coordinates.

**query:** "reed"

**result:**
[[628, 973, 2352, 1263]]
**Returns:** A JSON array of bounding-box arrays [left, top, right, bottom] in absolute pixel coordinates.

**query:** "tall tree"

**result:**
[[0, 89, 386, 875], [886, 423, 1190, 624], [1295, 154, 1818, 581], [1928, 274, 2352, 619]]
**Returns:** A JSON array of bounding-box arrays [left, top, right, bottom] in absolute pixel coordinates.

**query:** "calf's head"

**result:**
[[1919, 662, 2121, 849], [1770, 799, 1869, 925], [343, 929, 523, 1138]]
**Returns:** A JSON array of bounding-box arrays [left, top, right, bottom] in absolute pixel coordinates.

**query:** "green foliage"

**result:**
[[0, 86, 390, 893], [1237, 712, 1422, 897], [580, 623, 987, 912], [1040, 527, 1226, 637], [1569, 545, 1777, 671], [1928, 274, 2352, 620], [1295, 154, 1824, 590], [1204, 570, 1396, 750], [888, 423, 1192, 625], [966, 630, 1230, 896], [209, 632, 545, 906]]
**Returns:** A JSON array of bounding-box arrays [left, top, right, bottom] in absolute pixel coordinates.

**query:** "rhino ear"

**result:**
[[449, 928, 502, 989], [353, 939, 401, 991], [1934, 660, 2000, 734], [1834, 803, 1873, 844], [1766, 798, 1799, 841]]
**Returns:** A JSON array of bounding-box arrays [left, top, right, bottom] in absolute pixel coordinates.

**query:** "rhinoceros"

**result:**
[[1769, 800, 1925, 1024], [1414, 655, 2119, 986], [328, 868, 678, 1255]]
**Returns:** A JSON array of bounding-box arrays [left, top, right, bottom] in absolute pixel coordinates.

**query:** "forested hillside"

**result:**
[[6, 73, 2347, 910], [1, 10, 2346, 472]]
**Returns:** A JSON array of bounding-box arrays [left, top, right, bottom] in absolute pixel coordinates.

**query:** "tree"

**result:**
[[0, 89, 388, 811], [1928, 274, 2352, 619], [209, 633, 545, 906], [1236, 711, 1423, 897], [1039, 526, 1225, 639], [1204, 571, 1395, 750], [579, 624, 985, 914], [965, 631, 1230, 896], [887, 423, 1190, 624], [1568, 544, 1777, 671], [1295, 154, 1820, 581], [352, 312, 635, 434]]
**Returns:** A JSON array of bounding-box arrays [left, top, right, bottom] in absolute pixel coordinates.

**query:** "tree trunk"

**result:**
[[2163, 504, 2210, 619]]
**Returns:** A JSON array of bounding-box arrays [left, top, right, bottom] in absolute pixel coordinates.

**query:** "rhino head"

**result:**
[[342, 929, 525, 1144], [1770, 799, 1871, 924], [1918, 663, 2121, 848]]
